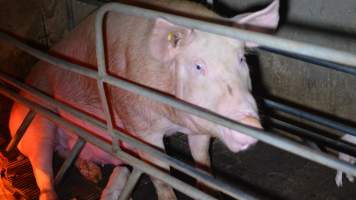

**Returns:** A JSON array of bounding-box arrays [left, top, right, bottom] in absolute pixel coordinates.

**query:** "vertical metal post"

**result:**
[[5, 110, 36, 153], [54, 138, 86, 185], [118, 168, 143, 200], [95, 8, 121, 154]]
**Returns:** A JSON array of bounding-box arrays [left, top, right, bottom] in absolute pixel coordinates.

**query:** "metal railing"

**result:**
[[0, 1, 356, 200]]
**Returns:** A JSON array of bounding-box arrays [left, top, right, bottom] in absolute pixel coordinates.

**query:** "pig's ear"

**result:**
[[232, 0, 279, 47], [149, 18, 192, 61]]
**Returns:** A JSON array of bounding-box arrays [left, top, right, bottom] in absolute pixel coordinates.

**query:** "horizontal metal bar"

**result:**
[[54, 137, 86, 185], [0, 68, 258, 200], [0, 84, 218, 200], [259, 47, 356, 76], [269, 118, 356, 157], [5, 110, 36, 152], [95, 2, 356, 68], [264, 98, 356, 137]]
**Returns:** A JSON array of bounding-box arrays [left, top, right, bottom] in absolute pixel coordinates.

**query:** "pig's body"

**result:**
[[9, 0, 279, 199]]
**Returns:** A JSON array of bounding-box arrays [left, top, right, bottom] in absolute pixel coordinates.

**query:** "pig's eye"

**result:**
[[195, 64, 203, 70], [194, 62, 207, 75]]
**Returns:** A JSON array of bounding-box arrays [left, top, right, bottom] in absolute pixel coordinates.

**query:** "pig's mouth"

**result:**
[[219, 115, 261, 153]]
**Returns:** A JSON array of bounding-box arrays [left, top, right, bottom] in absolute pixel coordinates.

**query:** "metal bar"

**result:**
[[94, 6, 119, 153], [269, 118, 356, 156], [264, 98, 356, 137], [0, 85, 218, 200], [259, 47, 356, 76], [54, 137, 86, 185], [0, 72, 259, 200], [118, 168, 142, 200], [5, 110, 36, 152], [94, 2, 356, 68]]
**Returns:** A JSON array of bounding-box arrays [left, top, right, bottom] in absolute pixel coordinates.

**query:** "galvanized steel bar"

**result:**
[[5, 110, 36, 152], [54, 138, 86, 185], [95, 2, 356, 67], [264, 98, 356, 137], [118, 168, 143, 200], [0, 85, 218, 200]]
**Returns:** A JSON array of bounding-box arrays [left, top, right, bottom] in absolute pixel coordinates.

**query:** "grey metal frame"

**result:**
[[0, 1, 356, 200]]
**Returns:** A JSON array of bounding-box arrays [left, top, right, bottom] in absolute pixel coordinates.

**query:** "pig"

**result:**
[[8, 0, 279, 199], [335, 134, 356, 187]]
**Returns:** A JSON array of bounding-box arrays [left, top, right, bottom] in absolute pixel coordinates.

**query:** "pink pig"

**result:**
[[9, 0, 279, 199]]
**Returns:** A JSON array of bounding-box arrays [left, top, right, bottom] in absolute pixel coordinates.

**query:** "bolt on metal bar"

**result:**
[[264, 98, 356, 137], [0, 72, 259, 200], [0, 85, 218, 200], [95, 2, 356, 68], [5, 110, 36, 153], [118, 168, 143, 200], [54, 137, 86, 185]]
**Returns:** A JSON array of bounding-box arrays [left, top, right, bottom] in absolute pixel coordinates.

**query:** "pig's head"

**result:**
[[149, 0, 279, 153]]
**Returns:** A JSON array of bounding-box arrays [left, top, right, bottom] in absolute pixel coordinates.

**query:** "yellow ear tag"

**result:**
[[167, 32, 174, 41]]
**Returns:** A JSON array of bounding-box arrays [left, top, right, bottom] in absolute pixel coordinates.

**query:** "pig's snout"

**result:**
[[220, 116, 260, 153]]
